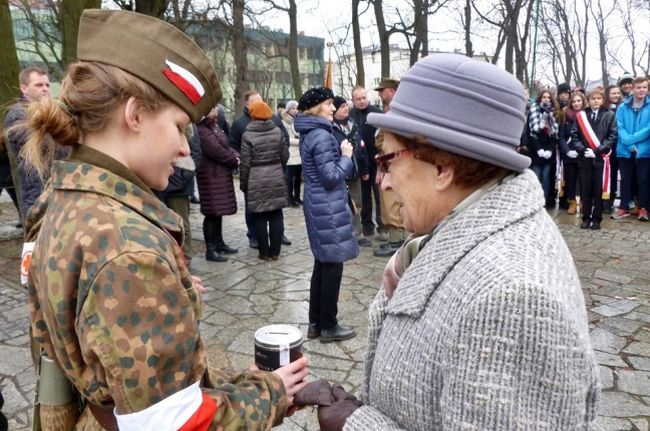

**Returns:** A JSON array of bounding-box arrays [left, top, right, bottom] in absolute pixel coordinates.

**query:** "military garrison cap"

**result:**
[[77, 9, 222, 123], [374, 78, 400, 91]]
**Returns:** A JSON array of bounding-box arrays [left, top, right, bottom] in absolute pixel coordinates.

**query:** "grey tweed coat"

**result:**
[[345, 169, 600, 430]]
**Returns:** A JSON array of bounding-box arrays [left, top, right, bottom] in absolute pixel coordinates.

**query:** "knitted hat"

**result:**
[[367, 54, 530, 172], [618, 73, 633, 86], [77, 9, 221, 123], [557, 83, 571, 95], [249, 100, 273, 120], [285, 100, 298, 111], [374, 78, 400, 91], [333, 96, 348, 112], [298, 86, 334, 111]]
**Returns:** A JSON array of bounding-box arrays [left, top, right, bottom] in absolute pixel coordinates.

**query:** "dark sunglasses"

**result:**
[[375, 149, 414, 174]]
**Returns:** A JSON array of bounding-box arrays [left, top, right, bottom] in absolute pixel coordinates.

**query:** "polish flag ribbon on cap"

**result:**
[[163, 59, 205, 105]]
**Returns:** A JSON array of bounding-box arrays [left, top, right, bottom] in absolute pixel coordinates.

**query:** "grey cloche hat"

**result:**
[[367, 54, 530, 172]]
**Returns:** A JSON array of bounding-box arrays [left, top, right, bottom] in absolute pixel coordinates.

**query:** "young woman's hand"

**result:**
[[191, 275, 206, 293], [273, 356, 308, 407]]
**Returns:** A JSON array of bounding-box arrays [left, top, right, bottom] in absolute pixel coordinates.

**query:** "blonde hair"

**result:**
[[302, 99, 332, 116], [16, 62, 169, 179]]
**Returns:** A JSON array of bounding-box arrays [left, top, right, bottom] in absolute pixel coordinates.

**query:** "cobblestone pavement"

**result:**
[[1, 189, 650, 430]]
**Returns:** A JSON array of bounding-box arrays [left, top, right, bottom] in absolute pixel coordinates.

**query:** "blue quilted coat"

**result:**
[[295, 115, 359, 263]]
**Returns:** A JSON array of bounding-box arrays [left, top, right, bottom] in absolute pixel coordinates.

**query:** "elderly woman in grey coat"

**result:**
[[294, 54, 600, 430]]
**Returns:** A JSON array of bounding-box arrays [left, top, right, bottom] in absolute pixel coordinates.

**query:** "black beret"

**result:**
[[298, 86, 335, 112]]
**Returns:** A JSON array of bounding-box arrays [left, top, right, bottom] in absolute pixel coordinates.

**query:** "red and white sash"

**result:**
[[114, 381, 217, 431], [576, 111, 611, 199]]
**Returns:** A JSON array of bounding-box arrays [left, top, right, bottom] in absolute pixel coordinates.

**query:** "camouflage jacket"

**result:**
[[25, 154, 287, 429]]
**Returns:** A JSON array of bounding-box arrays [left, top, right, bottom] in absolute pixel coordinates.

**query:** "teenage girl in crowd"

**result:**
[[559, 91, 587, 215], [528, 89, 560, 205]]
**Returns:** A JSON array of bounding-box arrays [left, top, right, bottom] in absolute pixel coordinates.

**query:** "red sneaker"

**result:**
[[639, 208, 649, 222], [611, 209, 630, 220]]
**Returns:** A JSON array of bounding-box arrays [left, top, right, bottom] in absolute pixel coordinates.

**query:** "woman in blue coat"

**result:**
[[294, 87, 359, 343]]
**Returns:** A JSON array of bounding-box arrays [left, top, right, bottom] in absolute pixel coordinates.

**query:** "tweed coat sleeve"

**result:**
[[309, 130, 353, 190], [446, 280, 598, 429]]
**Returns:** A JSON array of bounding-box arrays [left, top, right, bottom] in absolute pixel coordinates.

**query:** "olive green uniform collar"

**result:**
[[53, 147, 181, 233], [69, 145, 153, 194]]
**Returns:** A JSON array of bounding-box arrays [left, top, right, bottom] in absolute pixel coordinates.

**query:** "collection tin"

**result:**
[[254, 324, 304, 371]]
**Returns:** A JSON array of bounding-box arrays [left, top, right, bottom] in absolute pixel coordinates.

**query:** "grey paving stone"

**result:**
[[630, 356, 650, 372], [0, 346, 32, 376], [599, 366, 614, 389], [592, 416, 633, 431], [598, 392, 650, 417], [632, 418, 649, 431], [594, 269, 633, 285], [624, 342, 650, 356], [618, 370, 650, 396], [595, 351, 628, 367], [626, 311, 650, 324], [600, 317, 644, 337], [590, 327, 628, 354]]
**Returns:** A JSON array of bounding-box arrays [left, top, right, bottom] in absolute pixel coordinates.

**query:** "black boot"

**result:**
[[213, 216, 238, 254], [203, 217, 228, 262]]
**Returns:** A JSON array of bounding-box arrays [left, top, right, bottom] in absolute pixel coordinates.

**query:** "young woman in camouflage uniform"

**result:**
[[19, 9, 307, 430]]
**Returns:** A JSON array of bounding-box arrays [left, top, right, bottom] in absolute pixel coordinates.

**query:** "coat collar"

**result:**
[[386, 169, 544, 316], [50, 160, 182, 233]]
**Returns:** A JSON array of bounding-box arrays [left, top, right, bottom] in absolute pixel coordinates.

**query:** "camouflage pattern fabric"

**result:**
[[25, 159, 287, 430]]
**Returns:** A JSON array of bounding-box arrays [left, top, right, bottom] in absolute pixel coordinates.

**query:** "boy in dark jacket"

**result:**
[[570, 89, 617, 229]]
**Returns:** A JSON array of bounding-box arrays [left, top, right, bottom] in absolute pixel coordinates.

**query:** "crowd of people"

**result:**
[[2, 7, 648, 429], [521, 73, 650, 229]]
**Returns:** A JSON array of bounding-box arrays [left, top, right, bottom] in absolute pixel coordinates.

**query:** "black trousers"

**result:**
[[286, 165, 302, 201], [608, 154, 619, 206], [564, 162, 578, 200], [245, 192, 285, 240], [309, 260, 343, 330], [360, 162, 383, 233], [252, 209, 283, 257], [578, 159, 604, 222]]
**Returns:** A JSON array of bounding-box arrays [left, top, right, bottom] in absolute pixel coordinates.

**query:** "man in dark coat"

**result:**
[[349, 86, 385, 239], [3, 66, 54, 223], [230, 90, 292, 249]]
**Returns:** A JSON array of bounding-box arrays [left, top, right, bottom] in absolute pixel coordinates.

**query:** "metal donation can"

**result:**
[[254, 324, 304, 371]]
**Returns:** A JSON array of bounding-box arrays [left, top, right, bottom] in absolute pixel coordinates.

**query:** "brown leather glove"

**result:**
[[293, 379, 335, 407], [317, 384, 363, 431]]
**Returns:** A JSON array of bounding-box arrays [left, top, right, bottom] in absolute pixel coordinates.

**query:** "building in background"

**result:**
[[334, 45, 492, 105], [9, 3, 324, 114]]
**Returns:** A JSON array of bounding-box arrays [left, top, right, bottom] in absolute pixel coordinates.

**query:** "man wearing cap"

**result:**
[[23, 9, 307, 430], [373, 78, 407, 257], [619, 73, 634, 98], [350, 86, 385, 239], [294, 53, 598, 430], [229, 90, 292, 248]]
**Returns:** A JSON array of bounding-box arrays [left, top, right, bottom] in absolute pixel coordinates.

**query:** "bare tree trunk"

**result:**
[[352, 0, 365, 86], [0, 0, 20, 107], [409, 0, 428, 66], [287, 0, 301, 98], [372, 0, 391, 78], [232, 0, 248, 114], [59, 0, 101, 67], [463, 0, 474, 57], [590, 0, 615, 87]]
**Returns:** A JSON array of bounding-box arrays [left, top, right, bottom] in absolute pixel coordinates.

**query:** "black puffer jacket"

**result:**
[[240, 120, 289, 213]]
